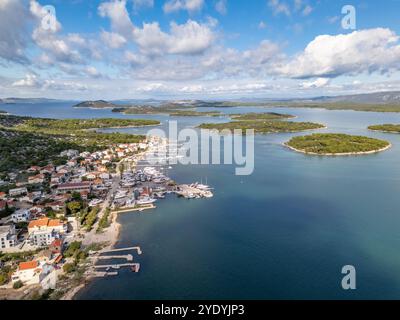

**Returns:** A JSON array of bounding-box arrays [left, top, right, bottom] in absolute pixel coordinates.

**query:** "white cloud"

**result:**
[[98, 0, 215, 56], [132, 0, 154, 11], [12, 74, 41, 87], [276, 28, 400, 79], [215, 0, 227, 15], [0, 0, 31, 63], [268, 0, 290, 16], [302, 5, 313, 16], [101, 31, 127, 48], [11, 73, 90, 91], [85, 66, 101, 78], [98, 0, 134, 37], [258, 21, 267, 30], [301, 78, 330, 89], [163, 0, 204, 14]]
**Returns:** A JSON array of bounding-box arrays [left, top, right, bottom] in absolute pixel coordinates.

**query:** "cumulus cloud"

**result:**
[[0, 0, 31, 63], [163, 0, 204, 14], [276, 28, 400, 79], [99, 0, 216, 56], [12, 73, 90, 91], [101, 31, 127, 48], [12, 74, 41, 87]]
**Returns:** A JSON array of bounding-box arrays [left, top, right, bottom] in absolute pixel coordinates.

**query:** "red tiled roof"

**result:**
[[19, 261, 38, 271], [28, 218, 64, 229], [28, 218, 49, 229], [48, 219, 62, 227]]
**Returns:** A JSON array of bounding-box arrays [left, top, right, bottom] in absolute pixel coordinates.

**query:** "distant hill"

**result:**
[[0, 97, 62, 104], [296, 91, 400, 105], [73, 100, 117, 108]]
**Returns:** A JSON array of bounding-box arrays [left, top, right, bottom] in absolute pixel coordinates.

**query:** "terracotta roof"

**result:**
[[48, 219, 62, 227], [19, 261, 38, 271], [28, 218, 49, 229], [28, 218, 63, 229]]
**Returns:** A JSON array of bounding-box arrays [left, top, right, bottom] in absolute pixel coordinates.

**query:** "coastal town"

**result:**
[[0, 134, 213, 300]]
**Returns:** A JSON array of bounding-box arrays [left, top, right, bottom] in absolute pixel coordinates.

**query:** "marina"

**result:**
[[110, 138, 214, 213]]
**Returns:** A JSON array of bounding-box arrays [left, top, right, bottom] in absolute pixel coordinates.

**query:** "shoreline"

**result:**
[[283, 142, 392, 156], [62, 207, 122, 300], [368, 128, 400, 134], [63, 142, 158, 300], [87, 123, 161, 131], [199, 125, 327, 134]]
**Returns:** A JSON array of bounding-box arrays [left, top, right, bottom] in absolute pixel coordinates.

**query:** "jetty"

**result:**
[[100, 246, 143, 255], [94, 263, 141, 273], [97, 254, 133, 261]]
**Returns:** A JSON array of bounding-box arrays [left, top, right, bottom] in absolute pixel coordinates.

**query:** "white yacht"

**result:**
[[136, 197, 157, 205]]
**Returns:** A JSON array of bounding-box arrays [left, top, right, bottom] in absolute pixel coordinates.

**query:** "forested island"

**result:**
[[368, 124, 400, 133], [74, 100, 117, 109], [229, 112, 295, 121], [285, 133, 391, 155], [112, 105, 222, 117], [198, 120, 324, 134]]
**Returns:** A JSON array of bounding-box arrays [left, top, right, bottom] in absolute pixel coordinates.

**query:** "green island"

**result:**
[[0, 110, 6, 114], [198, 120, 325, 134], [0, 115, 158, 174], [229, 112, 295, 121], [113, 105, 222, 117], [76, 100, 222, 117], [168, 110, 222, 117], [368, 124, 400, 133], [285, 133, 391, 155]]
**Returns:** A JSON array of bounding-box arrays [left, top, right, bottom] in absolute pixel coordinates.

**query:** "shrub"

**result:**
[[13, 280, 23, 289]]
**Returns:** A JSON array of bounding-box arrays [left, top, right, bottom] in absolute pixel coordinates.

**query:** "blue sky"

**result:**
[[1, 0, 400, 99]]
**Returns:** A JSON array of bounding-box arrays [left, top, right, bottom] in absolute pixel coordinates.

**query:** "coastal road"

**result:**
[[82, 167, 122, 246]]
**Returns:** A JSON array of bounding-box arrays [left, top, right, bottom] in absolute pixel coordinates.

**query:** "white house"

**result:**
[[28, 218, 67, 247], [0, 225, 18, 249], [11, 209, 32, 223], [11, 260, 54, 286], [9, 187, 28, 197]]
